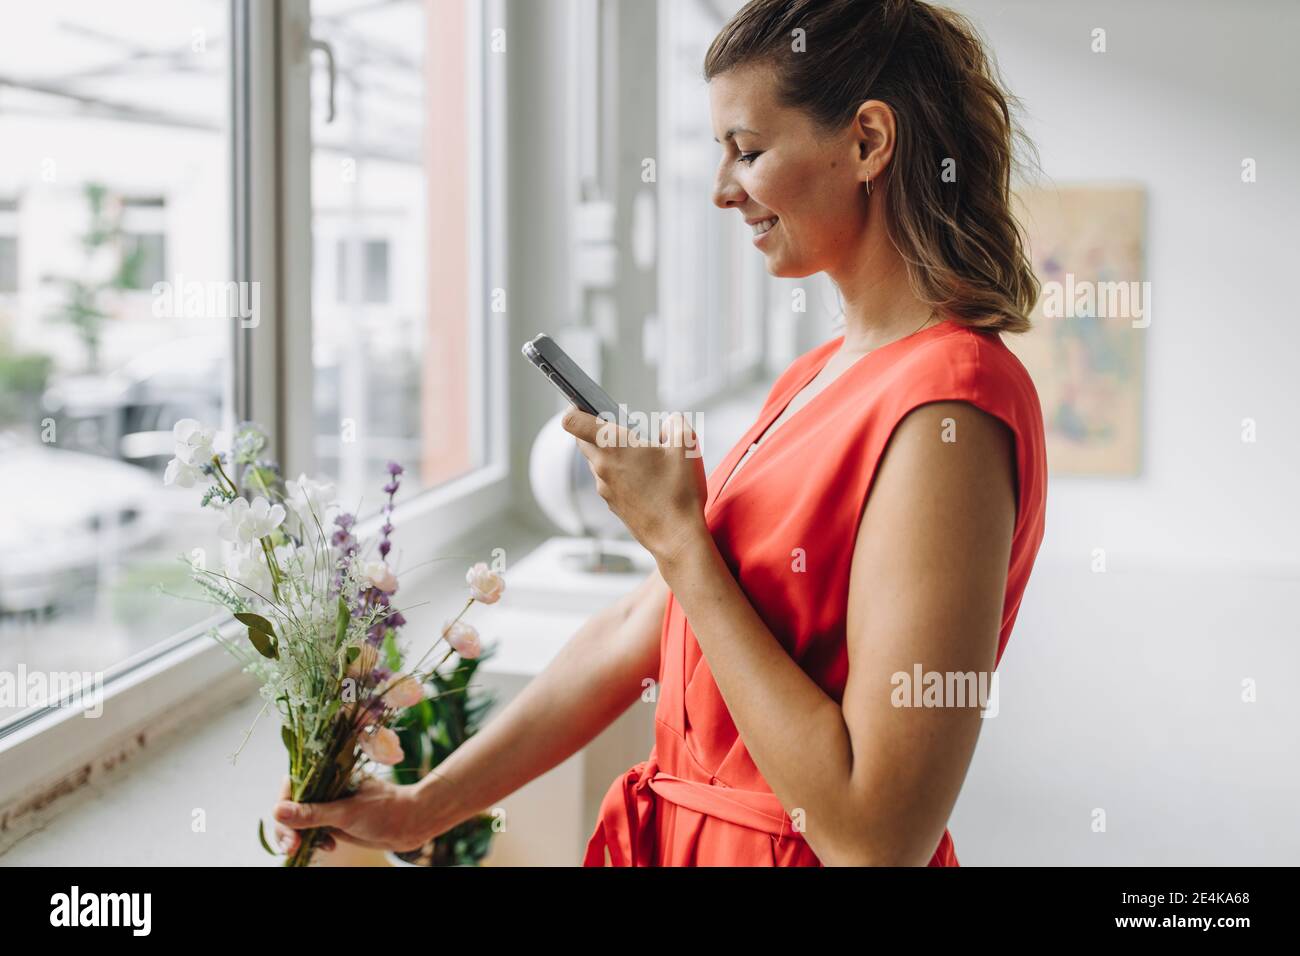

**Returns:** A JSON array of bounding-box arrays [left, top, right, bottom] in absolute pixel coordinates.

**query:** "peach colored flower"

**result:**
[[346, 643, 380, 679], [383, 674, 424, 709], [443, 619, 482, 659], [364, 560, 399, 594], [465, 562, 505, 604], [359, 725, 404, 765]]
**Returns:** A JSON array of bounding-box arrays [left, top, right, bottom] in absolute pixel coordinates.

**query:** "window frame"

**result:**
[[0, 198, 18, 296], [0, 0, 510, 821]]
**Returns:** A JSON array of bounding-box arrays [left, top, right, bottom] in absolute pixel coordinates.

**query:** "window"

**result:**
[[334, 237, 390, 305], [119, 197, 168, 291], [0, 0, 507, 804], [0, 0, 231, 730], [0, 199, 18, 294], [310, 0, 499, 507], [657, 0, 768, 408]]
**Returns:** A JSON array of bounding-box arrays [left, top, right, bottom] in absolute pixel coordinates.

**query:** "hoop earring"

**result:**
[[866, 177, 873, 197]]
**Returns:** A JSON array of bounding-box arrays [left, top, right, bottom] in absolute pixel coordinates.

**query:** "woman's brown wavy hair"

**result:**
[[704, 0, 1039, 334]]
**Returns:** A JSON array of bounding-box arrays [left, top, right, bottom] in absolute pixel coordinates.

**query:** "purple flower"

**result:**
[[331, 512, 358, 553], [371, 466, 403, 589]]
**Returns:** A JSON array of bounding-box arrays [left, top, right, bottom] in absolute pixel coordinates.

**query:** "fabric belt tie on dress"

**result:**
[[582, 758, 807, 866]]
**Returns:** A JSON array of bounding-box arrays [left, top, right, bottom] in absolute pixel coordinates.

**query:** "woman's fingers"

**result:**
[[560, 407, 601, 443], [275, 828, 300, 854], [273, 776, 299, 854], [273, 796, 355, 832]]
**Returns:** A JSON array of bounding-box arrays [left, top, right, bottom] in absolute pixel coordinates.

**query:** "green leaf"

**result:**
[[247, 626, 278, 659], [257, 819, 277, 856], [381, 629, 403, 670], [414, 699, 433, 726], [335, 643, 357, 676], [335, 596, 349, 645], [235, 612, 276, 635], [281, 725, 296, 756]]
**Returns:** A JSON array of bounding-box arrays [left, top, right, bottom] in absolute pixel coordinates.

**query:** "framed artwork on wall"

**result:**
[[1008, 184, 1148, 477]]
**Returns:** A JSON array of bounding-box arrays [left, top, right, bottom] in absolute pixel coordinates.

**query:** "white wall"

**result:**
[[944, 0, 1300, 864], [950, 0, 1299, 574]]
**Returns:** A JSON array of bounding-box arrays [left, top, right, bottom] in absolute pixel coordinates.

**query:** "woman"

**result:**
[[274, 0, 1047, 867]]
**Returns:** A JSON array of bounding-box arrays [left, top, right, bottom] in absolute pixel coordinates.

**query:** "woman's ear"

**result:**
[[852, 99, 897, 185]]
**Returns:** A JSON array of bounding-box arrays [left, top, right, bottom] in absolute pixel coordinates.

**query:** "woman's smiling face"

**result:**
[[709, 61, 872, 278]]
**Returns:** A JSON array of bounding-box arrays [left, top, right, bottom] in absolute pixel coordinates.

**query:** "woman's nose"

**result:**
[[712, 165, 746, 210]]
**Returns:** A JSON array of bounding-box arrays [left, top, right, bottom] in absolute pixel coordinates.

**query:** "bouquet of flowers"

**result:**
[[162, 419, 504, 867]]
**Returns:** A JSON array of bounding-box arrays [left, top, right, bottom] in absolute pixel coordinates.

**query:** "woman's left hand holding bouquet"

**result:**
[[272, 774, 447, 855]]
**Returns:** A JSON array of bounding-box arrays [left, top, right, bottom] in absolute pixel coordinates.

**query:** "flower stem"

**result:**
[[211, 454, 238, 497], [285, 828, 326, 868], [260, 536, 284, 604], [376, 597, 474, 697]]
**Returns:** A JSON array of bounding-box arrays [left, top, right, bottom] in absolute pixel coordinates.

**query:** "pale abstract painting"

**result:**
[[1007, 185, 1147, 476]]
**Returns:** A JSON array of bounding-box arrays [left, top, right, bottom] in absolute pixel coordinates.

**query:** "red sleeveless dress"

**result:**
[[583, 316, 1048, 866]]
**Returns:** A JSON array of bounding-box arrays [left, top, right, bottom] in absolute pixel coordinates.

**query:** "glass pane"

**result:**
[[0, 0, 232, 726], [311, 0, 484, 511], [659, 0, 766, 406]]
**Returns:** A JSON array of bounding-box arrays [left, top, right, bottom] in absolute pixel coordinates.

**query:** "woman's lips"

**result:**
[[752, 216, 778, 246]]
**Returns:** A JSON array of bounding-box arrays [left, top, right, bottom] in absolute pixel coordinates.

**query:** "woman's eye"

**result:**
[[737, 151, 761, 165]]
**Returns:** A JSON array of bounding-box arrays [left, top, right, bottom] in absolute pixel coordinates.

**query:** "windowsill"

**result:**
[[0, 510, 550, 862], [1, 682, 287, 864]]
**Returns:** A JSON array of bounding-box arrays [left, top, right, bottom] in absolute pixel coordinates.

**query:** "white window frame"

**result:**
[[0, 199, 17, 296], [0, 0, 510, 826]]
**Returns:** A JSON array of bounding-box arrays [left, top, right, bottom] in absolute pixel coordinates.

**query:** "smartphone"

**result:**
[[522, 333, 621, 420]]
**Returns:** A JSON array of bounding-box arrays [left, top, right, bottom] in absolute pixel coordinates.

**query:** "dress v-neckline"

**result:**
[[707, 317, 956, 509]]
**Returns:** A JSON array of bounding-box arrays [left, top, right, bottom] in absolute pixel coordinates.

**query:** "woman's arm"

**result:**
[[567, 401, 1015, 866], [273, 568, 668, 854], [416, 567, 668, 831]]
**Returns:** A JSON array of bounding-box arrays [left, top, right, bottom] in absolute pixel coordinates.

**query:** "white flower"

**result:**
[[465, 562, 505, 605], [172, 418, 216, 466], [443, 619, 482, 659], [225, 545, 272, 597], [218, 496, 286, 545], [285, 473, 337, 523], [244, 496, 287, 539], [275, 540, 323, 584], [164, 457, 201, 488], [363, 560, 399, 594], [218, 498, 250, 543]]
